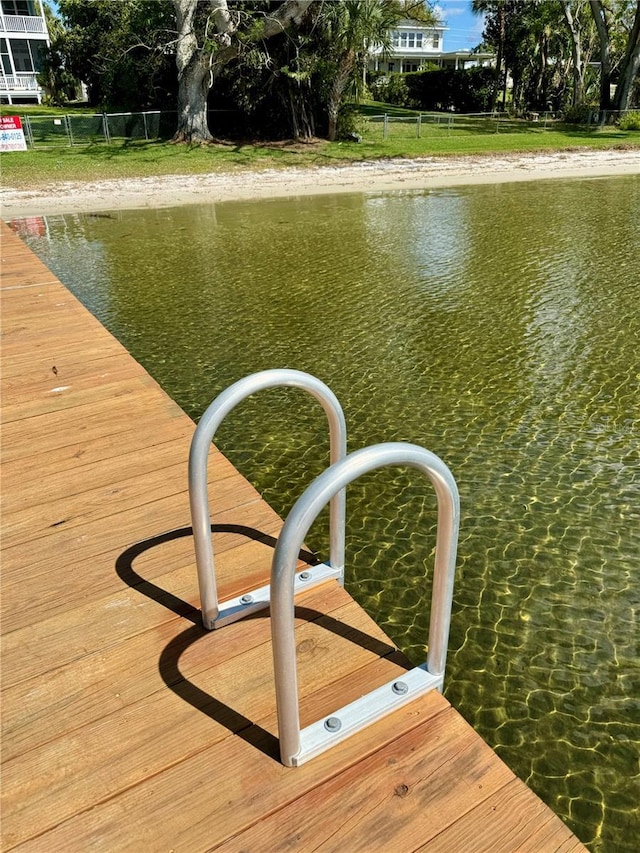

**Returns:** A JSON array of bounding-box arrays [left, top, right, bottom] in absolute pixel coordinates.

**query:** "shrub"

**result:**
[[369, 73, 410, 106], [618, 111, 640, 131], [336, 104, 366, 141], [405, 67, 494, 113], [561, 104, 594, 124]]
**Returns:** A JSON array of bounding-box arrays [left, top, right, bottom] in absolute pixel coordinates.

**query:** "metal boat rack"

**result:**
[[189, 370, 460, 767]]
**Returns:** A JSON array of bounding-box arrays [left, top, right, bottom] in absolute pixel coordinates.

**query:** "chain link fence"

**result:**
[[364, 109, 637, 140], [19, 110, 239, 148], [16, 107, 638, 148]]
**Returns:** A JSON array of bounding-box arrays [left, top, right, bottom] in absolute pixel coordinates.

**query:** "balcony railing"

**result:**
[[0, 14, 47, 35], [0, 72, 40, 91]]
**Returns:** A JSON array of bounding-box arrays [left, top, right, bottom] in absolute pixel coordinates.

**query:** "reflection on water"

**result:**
[[17, 175, 640, 852]]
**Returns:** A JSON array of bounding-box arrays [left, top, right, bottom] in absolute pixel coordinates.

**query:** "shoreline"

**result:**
[[2, 148, 639, 219]]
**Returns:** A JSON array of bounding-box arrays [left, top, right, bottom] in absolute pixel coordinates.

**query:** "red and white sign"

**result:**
[[0, 115, 27, 151]]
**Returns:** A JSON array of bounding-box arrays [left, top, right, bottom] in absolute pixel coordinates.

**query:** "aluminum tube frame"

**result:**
[[270, 442, 460, 767], [189, 369, 347, 630]]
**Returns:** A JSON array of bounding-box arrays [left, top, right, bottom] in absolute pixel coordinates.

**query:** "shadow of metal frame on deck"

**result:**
[[115, 525, 407, 762]]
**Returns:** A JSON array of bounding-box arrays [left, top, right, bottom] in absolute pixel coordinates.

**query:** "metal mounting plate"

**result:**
[[211, 562, 343, 629], [292, 665, 443, 766]]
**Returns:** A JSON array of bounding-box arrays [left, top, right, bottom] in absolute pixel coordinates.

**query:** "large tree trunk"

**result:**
[[173, 0, 217, 143], [562, 2, 584, 107], [174, 53, 213, 142], [613, 1, 640, 111], [172, 0, 315, 144], [590, 0, 612, 111]]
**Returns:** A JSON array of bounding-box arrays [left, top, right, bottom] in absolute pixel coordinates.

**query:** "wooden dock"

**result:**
[[1, 220, 587, 852]]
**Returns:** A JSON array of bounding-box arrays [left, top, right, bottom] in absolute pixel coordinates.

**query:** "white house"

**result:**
[[369, 18, 493, 74], [0, 0, 50, 104]]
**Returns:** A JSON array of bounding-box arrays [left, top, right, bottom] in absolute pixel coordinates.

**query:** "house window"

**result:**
[[416, 33, 423, 48], [433, 34, 440, 48], [0, 38, 12, 75], [392, 31, 399, 47], [1, 1, 37, 15], [400, 32, 407, 48], [11, 39, 34, 72], [388, 62, 395, 72], [408, 33, 415, 48]]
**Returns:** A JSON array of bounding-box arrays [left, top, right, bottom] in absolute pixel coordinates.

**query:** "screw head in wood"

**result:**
[[324, 716, 342, 732]]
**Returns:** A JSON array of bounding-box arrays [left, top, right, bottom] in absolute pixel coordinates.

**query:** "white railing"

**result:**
[[0, 14, 47, 34], [0, 73, 40, 91]]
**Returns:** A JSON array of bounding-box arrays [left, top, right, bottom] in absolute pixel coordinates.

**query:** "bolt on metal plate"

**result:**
[[299, 571, 312, 581], [324, 716, 342, 732], [240, 594, 254, 605], [392, 681, 409, 695]]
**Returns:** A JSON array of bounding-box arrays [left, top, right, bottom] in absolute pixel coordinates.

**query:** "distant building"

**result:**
[[0, 0, 50, 104], [369, 18, 493, 74]]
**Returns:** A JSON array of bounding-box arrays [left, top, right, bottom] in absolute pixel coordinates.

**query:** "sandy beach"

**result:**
[[2, 147, 638, 219]]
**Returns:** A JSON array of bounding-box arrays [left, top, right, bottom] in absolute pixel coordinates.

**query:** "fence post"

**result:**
[[383, 113, 388, 140], [417, 113, 421, 139], [102, 112, 111, 144], [23, 114, 34, 148], [143, 111, 148, 141], [65, 114, 74, 147]]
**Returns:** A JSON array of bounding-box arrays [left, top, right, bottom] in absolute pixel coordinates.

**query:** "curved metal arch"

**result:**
[[189, 369, 347, 629], [270, 442, 460, 766]]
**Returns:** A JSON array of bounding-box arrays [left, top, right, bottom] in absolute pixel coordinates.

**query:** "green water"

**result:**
[[17, 175, 639, 851]]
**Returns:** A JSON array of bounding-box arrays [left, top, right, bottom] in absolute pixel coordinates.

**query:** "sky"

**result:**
[[433, 1, 486, 52]]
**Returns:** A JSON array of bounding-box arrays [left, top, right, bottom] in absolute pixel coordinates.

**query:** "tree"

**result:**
[[171, 0, 316, 143], [38, 2, 80, 105], [561, 1, 597, 107], [322, 0, 404, 141], [612, 0, 640, 109], [589, 0, 640, 111], [55, 0, 176, 109], [590, 0, 614, 108], [472, 0, 508, 110]]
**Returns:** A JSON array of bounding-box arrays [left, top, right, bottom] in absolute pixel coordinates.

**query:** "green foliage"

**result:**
[[336, 103, 366, 139], [55, 0, 176, 110], [618, 110, 640, 130], [561, 104, 595, 124], [405, 67, 495, 113], [369, 73, 410, 106]]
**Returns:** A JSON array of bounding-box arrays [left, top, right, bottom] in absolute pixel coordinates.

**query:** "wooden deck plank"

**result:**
[[415, 778, 588, 852], [1, 221, 587, 853], [2, 592, 408, 847], [0, 498, 284, 640], [212, 706, 514, 853]]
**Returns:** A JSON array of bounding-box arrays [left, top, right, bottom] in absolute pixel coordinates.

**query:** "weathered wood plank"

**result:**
[[1, 590, 406, 848], [6, 692, 447, 852], [0, 497, 284, 639], [211, 706, 515, 853], [415, 776, 587, 852]]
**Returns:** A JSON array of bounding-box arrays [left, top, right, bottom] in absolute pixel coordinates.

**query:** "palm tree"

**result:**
[[323, 0, 402, 141]]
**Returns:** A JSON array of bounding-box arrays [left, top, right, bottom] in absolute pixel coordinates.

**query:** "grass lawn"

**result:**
[[1, 101, 638, 188]]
